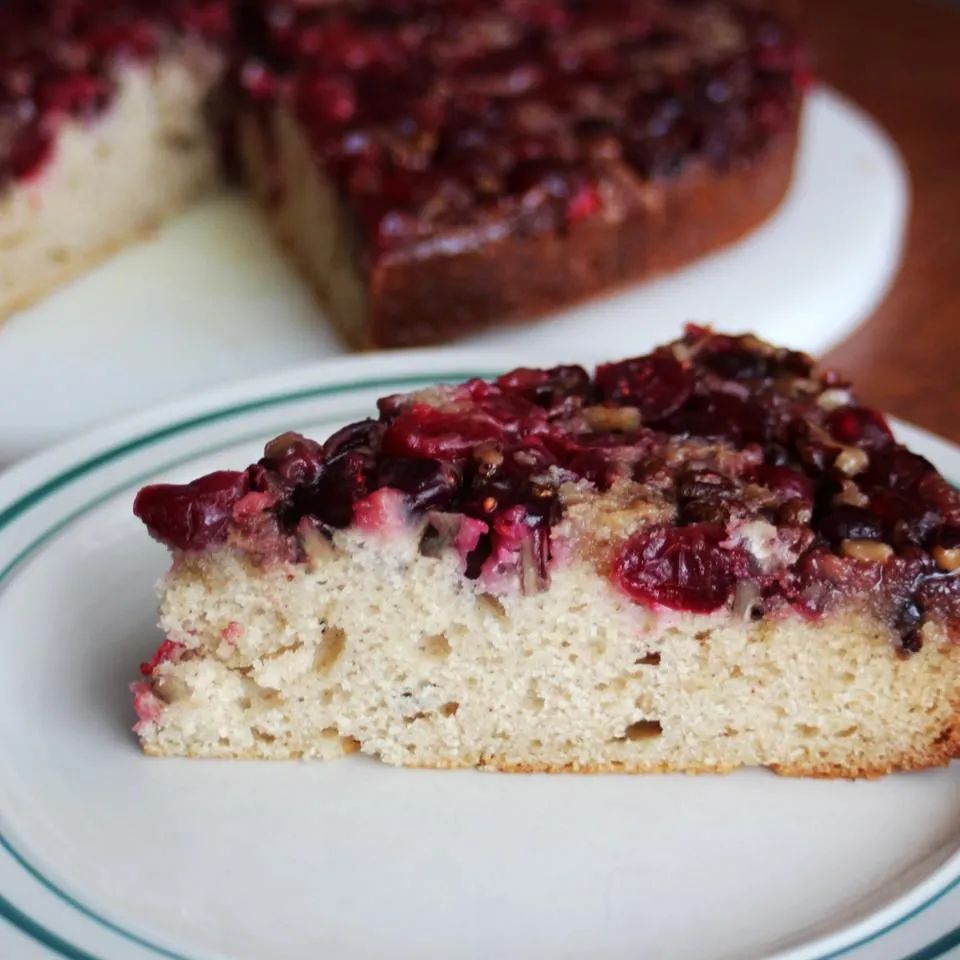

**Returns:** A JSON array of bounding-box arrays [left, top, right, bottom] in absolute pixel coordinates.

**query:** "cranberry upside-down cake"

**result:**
[[2, 0, 809, 345], [132, 328, 960, 778]]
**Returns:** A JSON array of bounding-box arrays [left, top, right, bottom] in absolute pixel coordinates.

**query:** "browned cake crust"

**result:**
[[366, 126, 799, 348]]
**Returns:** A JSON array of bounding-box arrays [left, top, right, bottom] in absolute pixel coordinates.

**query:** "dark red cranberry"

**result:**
[[6, 127, 54, 181], [322, 418, 384, 459], [818, 505, 883, 545], [495, 364, 591, 409], [295, 72, 357, 127], [133, 471, 249, 550], [861, 447, 934, 493], [36, 71, 110, 118], [700, 344, 771, 381], [376, 457, 460, 512], [595, 355, 692, 421], [264, 434, 325, 487], [869, 488, 942, 547], [383, 405, 508, 459], [661, 392, 765, 444], [825, 406, 894, 450], [752, 464, 814, 502], [613, 523, 745, 613], [298, 450, 372, 528]]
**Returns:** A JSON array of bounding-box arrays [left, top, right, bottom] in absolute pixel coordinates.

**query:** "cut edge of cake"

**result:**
[[134, 531, 960, 779], [0, 47, 224, 321]]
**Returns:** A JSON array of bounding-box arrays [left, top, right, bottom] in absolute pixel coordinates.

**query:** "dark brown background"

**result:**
[[801, 0, 960, 441]]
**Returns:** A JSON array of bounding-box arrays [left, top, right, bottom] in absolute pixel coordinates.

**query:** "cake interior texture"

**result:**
[[133, 329, 960, 777], [0, 2, 229, 317]]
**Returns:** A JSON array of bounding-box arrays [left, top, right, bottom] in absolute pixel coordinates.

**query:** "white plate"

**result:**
[[0, 87, 908, 465], [0, 348, 957, 960]]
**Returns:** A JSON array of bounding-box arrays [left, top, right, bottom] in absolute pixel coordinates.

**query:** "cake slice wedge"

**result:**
[[132, 328, 960, 777], [0, 0, 231, 319]]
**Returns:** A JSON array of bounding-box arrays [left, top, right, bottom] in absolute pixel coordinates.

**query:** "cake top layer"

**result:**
[[238, 0, 810, 254], [0, 0, 231, 185], [134, 327, 960, 651]]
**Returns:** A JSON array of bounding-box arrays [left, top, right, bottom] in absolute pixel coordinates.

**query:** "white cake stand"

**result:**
[[0, 87, 907, 465]]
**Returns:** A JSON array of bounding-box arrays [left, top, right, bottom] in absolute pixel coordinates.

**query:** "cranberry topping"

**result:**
[[0, 0, 232, 186], [596, 355, 692, 421], [134, 470, 249, 551], [133, 327, 959, 651], [238, 0, 810, 252], [613, 524, 748, 613]]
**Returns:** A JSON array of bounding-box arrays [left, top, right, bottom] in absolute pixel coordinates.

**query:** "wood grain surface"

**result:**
[[801, 0, 960, 441]]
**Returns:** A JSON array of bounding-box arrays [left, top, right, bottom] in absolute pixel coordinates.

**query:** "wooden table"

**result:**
[[801, 0, 960, 442]]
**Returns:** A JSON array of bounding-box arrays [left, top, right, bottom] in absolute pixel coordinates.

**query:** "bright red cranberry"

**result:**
[[566, 182, 601, 224], [826, 406, 894, 450], [383, 405, 508, 459], [134, 471, 249, 550], [595, 355, 692, 421], [613, 523, 744, 613], [139, 639, 184, 677]]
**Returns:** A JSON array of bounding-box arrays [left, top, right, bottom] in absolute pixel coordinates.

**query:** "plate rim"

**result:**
[[1, 353, 958, 960]]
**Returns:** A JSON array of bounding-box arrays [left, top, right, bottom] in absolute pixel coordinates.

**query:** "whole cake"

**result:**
[[132, 328, 960, 777], [1, 0, 809, 346]]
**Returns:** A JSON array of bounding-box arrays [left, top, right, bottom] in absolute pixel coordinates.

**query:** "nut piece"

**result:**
[[817, 388, 853, 411], [583, 404, 642, 432], [933, 545, 960, 572], [833, 479, 870, 508], [834, 446, 869, 477], [841, 539, 893, 563]]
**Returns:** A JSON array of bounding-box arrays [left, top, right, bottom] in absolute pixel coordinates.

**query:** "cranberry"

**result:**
[[322, 418, 384, 459], [613, 523, 745, 613], [36, 71, 110, 118], [661, 392, 765, 444], [139, 639, 184, 677], [869, 489, 942, 547], [298, 449, 373, 528], [6, 127, 54, 181], [817, 505, 884, 545], [495, 364, 591, 409], [376, 457, 460, 512], [699, 343, 771, 381], [826, 406, 894, 450], [861, 448, 934, 493], [295, 72, 357, 127], [595, 355, 692, 421], [264, 434, 325, 487], [752, 464, 814, 502], [133, 470, 249, 550], [383, 405, 508, 459], [566, 182, 601, 224]]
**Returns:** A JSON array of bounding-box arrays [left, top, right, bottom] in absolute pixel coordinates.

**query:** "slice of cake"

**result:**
[[0, 0, 231, 318], [132, 327, 960, 777], [236, 0, 810, 347]]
